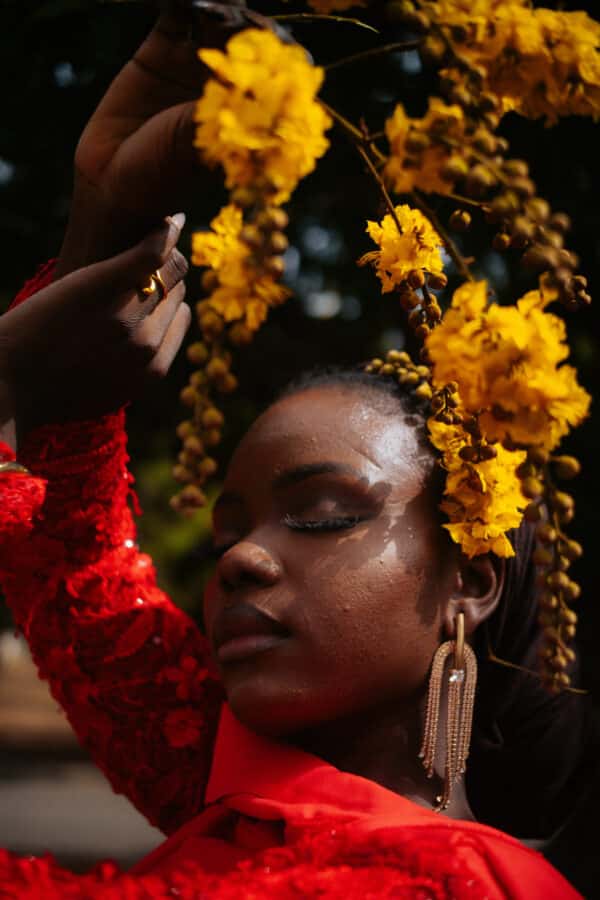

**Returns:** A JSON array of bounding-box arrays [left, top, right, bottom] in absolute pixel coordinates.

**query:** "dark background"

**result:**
[[0, 0, 598, 892]]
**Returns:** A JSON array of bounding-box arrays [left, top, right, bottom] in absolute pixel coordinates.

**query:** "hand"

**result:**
[[0, 216, 190, 437], [55, 1, 251, 278]]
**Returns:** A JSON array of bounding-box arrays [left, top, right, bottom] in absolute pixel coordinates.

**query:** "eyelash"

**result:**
[[282, 514, 362, 532], [210, 515, 362, 558]]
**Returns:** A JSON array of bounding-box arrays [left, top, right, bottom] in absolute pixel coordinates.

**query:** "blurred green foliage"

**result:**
[[0, 0, 598, 661]]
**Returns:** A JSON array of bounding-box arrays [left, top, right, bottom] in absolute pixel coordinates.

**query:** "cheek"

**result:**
[[297, 534, 442, 702]]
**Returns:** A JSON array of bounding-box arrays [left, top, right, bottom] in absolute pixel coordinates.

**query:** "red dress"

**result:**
[[0, 266, 580, 898]]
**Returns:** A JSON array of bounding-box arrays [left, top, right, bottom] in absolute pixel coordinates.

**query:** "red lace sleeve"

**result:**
[[0, 266, 224, 836]]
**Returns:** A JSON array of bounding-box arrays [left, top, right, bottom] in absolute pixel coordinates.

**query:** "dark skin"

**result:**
[[0, 276, 502, 819], [0, 217, 190, 441], [205, 385, 504, 818], [54, 2, 255, 279], [0, 3, 505, 822]]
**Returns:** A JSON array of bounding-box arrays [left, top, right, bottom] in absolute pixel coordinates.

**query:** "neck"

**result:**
[[290, 698, 475, 821]]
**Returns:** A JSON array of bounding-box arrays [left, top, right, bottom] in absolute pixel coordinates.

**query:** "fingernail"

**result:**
[[168, 212, 186, 231]]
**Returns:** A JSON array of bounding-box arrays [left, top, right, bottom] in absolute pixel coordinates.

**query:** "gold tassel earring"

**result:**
[[418, 611, 477, 812]]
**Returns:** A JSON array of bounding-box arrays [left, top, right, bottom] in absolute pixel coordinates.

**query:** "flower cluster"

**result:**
[[428, 416, 527, 560], [423, 279, 590, 690], [192, 205, 290, 334], [426, 280, 591, 451], [358, 204, 447, 345], [382, 90, 589, 312], [358, 204, 444, 291], [194, 29, 331, 204], [384, 97, 469, 196], [418, 1, 600, 123], [174, 28, 332, 514]]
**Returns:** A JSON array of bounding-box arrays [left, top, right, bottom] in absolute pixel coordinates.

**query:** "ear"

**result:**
[[442, 554, 505, 639]]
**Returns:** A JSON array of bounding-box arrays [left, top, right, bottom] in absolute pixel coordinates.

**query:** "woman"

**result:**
[[0, 6, 589, 898]]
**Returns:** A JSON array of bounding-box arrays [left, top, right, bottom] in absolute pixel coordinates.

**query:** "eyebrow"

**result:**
[[213, 462, 365, 513]]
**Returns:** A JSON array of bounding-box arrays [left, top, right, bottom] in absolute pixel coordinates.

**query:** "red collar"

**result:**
[[205, 704, 439, 826]]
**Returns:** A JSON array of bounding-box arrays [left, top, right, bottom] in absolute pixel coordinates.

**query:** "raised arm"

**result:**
[[0, 228, 223, 835]]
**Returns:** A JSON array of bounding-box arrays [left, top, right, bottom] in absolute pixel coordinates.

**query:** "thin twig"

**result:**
[[320, 101, 387, 164], [325, 40, 421, 72], [321, 102, 402, 234], [273, 13, 379, 33], [487, 642, 588, 695], [411, 190, 474, 282], [446, 191, 489, 212], [357, 145, 404, 235]]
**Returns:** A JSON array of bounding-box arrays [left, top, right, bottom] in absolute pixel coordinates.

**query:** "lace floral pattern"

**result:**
[[0, 827, 488, 898]]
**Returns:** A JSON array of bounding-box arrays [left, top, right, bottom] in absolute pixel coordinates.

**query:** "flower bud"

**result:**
[[183, 436, 205, 457], [492, 232, 511, 252], [536, 523, 557, 544], [180, 385, 198, 408], [204, 429, 222, 447], [561, 539, 583, 561], [427, 272, 448, 290], [521, 477, 544, 499], [400, 289, 421, 310], [268, 231, 289, 254], [202, 407, 225, 429], [552, 491, 574, 513], [552, 455, 581, 479], [173, 464, 194, 484], [524, 502, 542, 522], [449, 209, 472, 232], [199, 457, 218, 478], [176, 421, 194, 441], [186, 342, 210, 366], [216, 373, 239, 394], [407, 268, 426, 289], [414, 382, 433, 400], [180, 484, 208, 508], [206, 358, 229, 380]]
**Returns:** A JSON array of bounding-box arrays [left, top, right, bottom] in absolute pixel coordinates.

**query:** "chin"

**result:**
[[223, 666, 334, 739]]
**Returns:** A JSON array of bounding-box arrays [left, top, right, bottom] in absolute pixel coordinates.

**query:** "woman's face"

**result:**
[[203, 385, 458, 737]]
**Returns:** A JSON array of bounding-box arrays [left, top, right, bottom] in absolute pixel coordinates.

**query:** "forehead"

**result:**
[[225, 385, 430, 487]]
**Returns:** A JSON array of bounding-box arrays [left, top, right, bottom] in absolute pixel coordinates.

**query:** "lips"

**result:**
[[212, 604, 290, 664]]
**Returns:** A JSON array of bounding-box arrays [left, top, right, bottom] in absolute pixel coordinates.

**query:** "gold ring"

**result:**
[[141, 269, 168, 302], [0, 461, 31, 476]]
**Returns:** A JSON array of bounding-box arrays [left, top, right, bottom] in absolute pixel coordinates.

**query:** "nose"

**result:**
[[217, 540, 282, 592]]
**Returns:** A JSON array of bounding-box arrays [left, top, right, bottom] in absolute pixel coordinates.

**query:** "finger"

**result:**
[[132, 281, 187, 352], [146, 302, 192, 380], [73, 216, 188, 304]]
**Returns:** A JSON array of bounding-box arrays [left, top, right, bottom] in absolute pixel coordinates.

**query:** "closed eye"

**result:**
[[283, 514, 362, 532]]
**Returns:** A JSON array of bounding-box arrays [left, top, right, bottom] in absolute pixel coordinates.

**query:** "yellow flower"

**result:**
[[384, 98, 466, 195], [194, 29, 332, 203], [192, 204, 246, 274], [428, 418, 527, 558], [428, 1, 600, 123], [357, 204, 444, 291], [193, 205, 291, 332], [426, 280, 591, 451]]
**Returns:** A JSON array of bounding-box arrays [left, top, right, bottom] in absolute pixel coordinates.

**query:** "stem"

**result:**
[[446, 191, 489, 212], [411, 191, 474, 282], [325, 40, 421, 72], [320, 101, 386, 164], [273, 13, 379, 33], [357, 145, 404, 235], [486, 641, 587, 695]]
